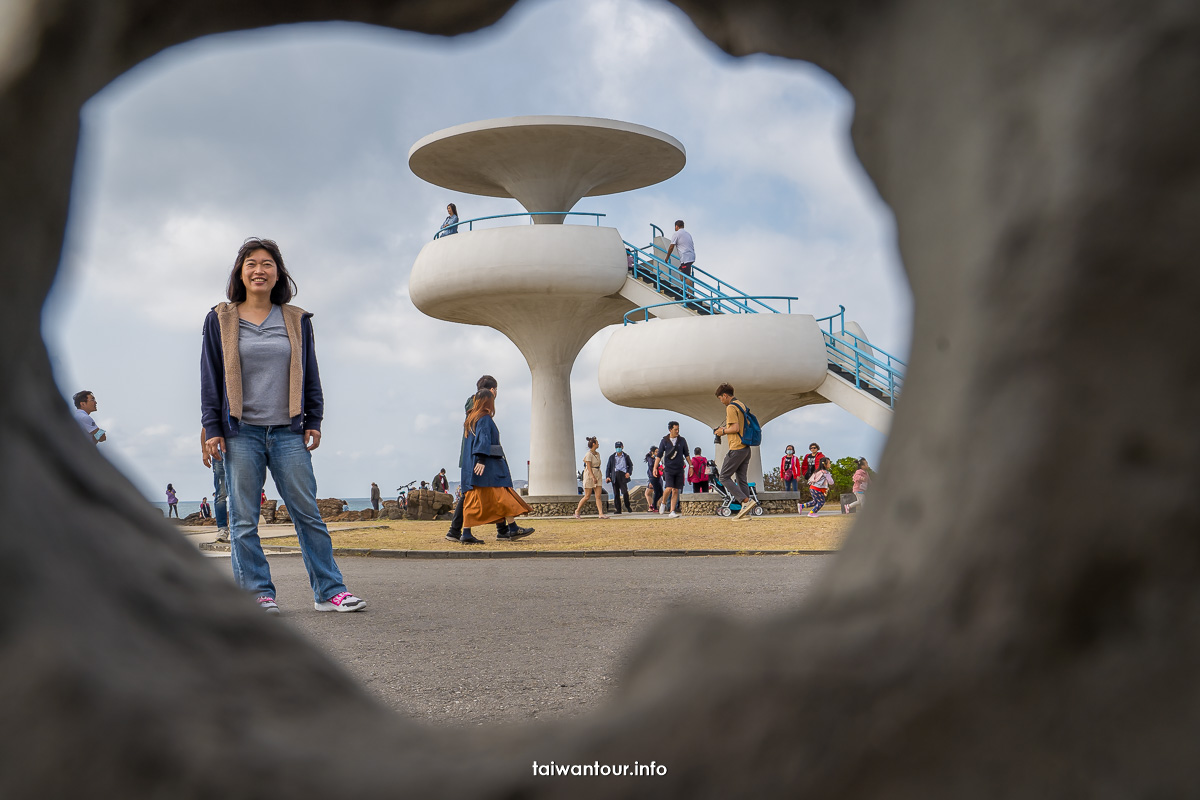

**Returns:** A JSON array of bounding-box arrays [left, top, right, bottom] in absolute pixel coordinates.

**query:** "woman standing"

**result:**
[[440, 203, 460, 237], [799, 457, 835, 518], [460, 389, 534, 541], [843, 457, 870, 513], [201, 237, 365, 614], [165, 484, 179, 518], [689, 447, 710, 493], [643, 445, 663, 512], [575, 436, 609, 520], [780, 445, 802, 492]]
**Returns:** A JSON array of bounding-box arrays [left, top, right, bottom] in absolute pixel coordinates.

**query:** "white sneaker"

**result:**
[[314, 591, 366, 612], [668, 511, 680, 518]]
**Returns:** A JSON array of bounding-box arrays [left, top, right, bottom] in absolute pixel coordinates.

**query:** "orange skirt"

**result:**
[[462, 486, 533, 529]]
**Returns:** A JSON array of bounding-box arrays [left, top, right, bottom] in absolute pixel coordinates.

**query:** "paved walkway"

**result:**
[[197, 551, 834, 725]]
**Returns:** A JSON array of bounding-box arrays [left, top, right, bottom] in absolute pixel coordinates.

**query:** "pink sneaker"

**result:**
[[257, 596, 280, 614], [807, 512, 819, 518], [314, 591, 366, 612]]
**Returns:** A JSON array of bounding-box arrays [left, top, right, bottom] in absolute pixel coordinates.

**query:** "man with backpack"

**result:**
[[714, 383, 760, 519]]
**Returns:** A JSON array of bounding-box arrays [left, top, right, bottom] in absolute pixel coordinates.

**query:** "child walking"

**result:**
[[843, 457, 870, 513], [799, 458, 834, 517]]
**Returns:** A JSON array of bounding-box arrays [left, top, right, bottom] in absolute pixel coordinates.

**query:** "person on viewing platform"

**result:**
[[575, 436, 609, 520], [781, 445, 802, 492], [643, 445, 663, 513], [800, 443, 826, 480], [843, 457, 871, 514], [689, 446, 710, 493], [714, 383, 759, 519], [605, 441, 634, 514], [440, 203, 459, 236], [799, 457, 835, 517], [447, 375, 511, 544], [370, 481, 381, 512], [460, 389, 534, 541], [654, 421, 690, 518], [199, 496, 211, 520], [201, 237, 365, 615], [664, 219, 695, 296]]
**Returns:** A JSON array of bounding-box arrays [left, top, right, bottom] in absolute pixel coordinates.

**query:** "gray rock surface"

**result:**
[[1, 0, 1196, 797]]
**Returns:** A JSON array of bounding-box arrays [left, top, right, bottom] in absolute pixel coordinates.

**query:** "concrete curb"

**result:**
[[198, 542, 837, 559]]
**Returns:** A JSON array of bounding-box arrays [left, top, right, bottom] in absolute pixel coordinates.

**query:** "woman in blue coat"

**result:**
[[459, 389, 534, 543]]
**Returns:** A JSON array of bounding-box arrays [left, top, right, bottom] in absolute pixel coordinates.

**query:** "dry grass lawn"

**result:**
[[265, 513, 853, 552]]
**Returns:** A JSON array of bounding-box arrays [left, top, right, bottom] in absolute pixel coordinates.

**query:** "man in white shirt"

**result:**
[[664, 219, 696, 299], [72, 390, 106, 445]]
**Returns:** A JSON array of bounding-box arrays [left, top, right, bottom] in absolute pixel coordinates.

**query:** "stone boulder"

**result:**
[[316, 498, 346, 519], [276, 504, 291, 524], [377, 500, 405, 520], [405, 489, 454, 521], [260, 499, 277, 524]]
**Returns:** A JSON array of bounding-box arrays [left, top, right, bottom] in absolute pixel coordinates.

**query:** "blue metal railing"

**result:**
[[434, 211, 605, 239], [623, 239, 786, 316], [816, 305, 906, 407], [624, 297, 798, 325]]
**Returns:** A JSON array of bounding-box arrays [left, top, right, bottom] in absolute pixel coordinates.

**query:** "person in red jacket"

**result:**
[[799, 442, 826, 480], [780, 445, 802, 492]]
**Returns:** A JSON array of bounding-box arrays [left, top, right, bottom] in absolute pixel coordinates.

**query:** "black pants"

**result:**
[[610, 474, 633, 512], [450, 495, 506, 535], [648, 475, 664, 508]]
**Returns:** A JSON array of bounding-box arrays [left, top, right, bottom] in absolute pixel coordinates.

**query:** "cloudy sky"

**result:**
[[44, 0, 912, 503]]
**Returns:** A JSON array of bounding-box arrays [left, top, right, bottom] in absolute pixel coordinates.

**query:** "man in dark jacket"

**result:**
[[605, 441, 634, 514], [654, 421, 690, 517]]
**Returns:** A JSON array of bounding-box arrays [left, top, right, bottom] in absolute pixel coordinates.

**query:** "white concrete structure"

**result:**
[[408, 116, 686, 495], [598, 314, 893, 485], [409, 115, 901, 497]]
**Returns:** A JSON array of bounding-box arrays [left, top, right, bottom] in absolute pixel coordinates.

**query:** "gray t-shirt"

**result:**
[[238, 305, 292, 426]]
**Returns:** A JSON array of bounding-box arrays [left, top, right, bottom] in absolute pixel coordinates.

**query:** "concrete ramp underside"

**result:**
[[815, 370, 894, 433], [615, 275, 698, 320]]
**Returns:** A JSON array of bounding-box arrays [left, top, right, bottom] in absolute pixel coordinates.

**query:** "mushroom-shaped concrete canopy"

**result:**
[[408, 116, 686, 223]]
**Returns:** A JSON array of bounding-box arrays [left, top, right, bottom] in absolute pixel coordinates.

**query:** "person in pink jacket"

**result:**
[[843, 457, 870, 513]]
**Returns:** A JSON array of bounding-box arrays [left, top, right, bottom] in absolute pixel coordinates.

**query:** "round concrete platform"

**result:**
[[408, 115, 686, 218]]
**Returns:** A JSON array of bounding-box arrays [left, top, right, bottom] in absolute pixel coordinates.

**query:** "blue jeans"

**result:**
[[783, 478, 800, 492], [212, 456, 228, 529], [225, 424, 346, 603]]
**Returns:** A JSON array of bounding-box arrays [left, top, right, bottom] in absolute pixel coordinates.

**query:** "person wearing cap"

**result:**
[[605, 440, 635, 514]]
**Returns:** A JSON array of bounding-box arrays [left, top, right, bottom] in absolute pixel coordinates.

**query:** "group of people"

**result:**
[[573, 383, 762, 519], [781, 443, 871, 516], [71, 233, 874, 616]]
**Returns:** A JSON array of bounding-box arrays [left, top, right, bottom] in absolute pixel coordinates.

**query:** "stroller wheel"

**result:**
[[752, 504, 765, 516], [719, 506, 733, 517]]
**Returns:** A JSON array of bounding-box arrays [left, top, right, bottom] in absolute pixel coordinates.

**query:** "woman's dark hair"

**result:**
[[821, 458, 832, 469], [645, 446, 657, 459], [447, 202, 458, 215], [785, 444, 795, 452], [586, 436, 598, 448], [227, 238, 296, 305], [477, 374, 497, 391], [858, 457, 868, 468], [166, 484, 174, 491]]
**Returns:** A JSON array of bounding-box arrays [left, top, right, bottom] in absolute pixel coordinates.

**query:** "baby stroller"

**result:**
[[710, 470, 764, 517]]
